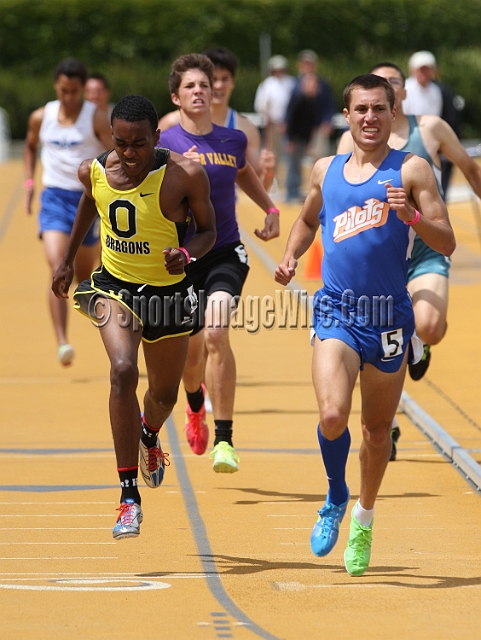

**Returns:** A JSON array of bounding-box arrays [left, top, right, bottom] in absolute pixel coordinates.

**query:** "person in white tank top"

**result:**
[[24, 57, 112, 366]]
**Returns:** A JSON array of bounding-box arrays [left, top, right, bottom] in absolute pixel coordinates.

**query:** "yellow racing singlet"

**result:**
[[91, 148, 187, 286]]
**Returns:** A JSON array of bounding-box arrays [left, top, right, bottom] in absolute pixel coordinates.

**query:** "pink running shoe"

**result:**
[[185, 383, 209, 455]]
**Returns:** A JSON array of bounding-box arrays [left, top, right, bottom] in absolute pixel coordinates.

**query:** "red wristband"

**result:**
[[24, 179, 34, 188], [266, 207, 280, 215], [404, 209, 420, 226], [178, 247, 191, 264]]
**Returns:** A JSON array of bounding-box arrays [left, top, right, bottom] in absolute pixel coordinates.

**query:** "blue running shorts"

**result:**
[[310, 287, 421, 373], [408, 236, 450, 282], [39, 187, 100, 246]]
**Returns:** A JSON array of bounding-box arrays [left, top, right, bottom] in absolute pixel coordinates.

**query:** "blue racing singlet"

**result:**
[[402, 115, 442, 195], [320, 150, 415, 299], [225, 108, 238, 129]]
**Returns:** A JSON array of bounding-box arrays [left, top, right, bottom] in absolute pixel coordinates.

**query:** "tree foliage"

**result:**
[[2, 0, 481, 137]]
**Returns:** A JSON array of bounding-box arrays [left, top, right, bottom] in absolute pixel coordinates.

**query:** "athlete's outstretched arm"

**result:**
[[93, 108, 113, 150], [275, 157, 329, 285], [239, 114, 275, 191], [158, 110, 181, 133], [430, 116, 481, 199], [23, 107, 44, 215], [235, 161, 280, 241], [51, 160, 98, 298]]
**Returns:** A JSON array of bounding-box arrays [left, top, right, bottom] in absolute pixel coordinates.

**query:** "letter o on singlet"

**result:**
[[109, 200, 137, 239]]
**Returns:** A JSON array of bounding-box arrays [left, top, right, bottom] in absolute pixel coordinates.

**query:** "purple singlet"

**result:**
[[159, 124, 247, 250]]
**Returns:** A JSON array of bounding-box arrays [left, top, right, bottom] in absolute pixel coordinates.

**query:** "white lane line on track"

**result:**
[[270, 581, 481, 591], [0, 454, 114, 458], [0, 557, 117, 560], [271, 581, 480, 591], [2, 514, 112, 517], [262, 501, 310, 504], [273, 581, 395, 590], [0, 581, 170, 591], [400, 453, 444, 458], [0, 527, 111, 530], [0, 542, 115, 545], [0, 377, 110, 384], [0, 574, 213, 579], [0, 502, 114, 505], [387, 513, 434, 517]]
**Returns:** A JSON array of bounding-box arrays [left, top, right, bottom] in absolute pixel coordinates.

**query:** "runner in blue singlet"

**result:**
[[276, 74, 455, 577], [338, 62, 481, 383]]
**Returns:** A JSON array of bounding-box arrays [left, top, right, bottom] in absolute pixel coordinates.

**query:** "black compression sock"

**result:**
[[140, 415, 160, 448], [186, 386, 205, 413], [118, 466, 141, 505], [214, 420, 233, 446]]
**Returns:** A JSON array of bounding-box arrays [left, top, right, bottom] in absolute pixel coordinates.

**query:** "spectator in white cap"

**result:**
[[403, 50, 462, 194], [402, 51, 443, 116], [254, 55, 295, 170]]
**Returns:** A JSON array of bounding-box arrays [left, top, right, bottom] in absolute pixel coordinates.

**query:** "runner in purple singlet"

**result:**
[[159, 53, 280, 473], [158, 47, 275, 191]]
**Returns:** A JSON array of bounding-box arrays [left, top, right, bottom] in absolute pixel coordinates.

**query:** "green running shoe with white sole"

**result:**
[[209, 441, 240, 473], [344, 508, 373, 576]]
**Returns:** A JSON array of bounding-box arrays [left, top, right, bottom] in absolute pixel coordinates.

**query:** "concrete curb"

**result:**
[[400, 390, 481, 492]]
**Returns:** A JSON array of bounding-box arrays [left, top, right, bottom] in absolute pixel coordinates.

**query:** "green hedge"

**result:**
[[2, 0, 481, 138]]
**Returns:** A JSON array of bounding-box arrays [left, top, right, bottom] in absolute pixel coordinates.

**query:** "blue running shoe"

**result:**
[[310, 490, 350, 557]]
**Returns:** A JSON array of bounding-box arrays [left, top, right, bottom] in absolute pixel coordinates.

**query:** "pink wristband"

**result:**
[[24, 179, 34, 188], [178, 247, 191, 264], [404, 209, 420, 226], [266, 207, 280, 215]]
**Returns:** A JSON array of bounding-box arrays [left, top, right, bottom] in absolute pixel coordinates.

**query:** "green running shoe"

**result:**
[[344, 508, 373, 576], [209, 441, 240, 473]]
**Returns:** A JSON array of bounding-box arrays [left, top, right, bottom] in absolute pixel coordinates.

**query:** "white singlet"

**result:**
[[39, 100, 103, 191]]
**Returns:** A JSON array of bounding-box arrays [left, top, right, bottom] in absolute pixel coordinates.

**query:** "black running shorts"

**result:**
[[73, 265, 197, 342], [185, 241, 250, 334]]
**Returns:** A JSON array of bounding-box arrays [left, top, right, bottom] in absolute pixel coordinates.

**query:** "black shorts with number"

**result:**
[[73, 265, 197, 343], [185, 241, 250, 335]]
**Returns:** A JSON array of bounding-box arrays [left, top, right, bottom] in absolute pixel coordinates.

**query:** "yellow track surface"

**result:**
[[0, 160, 480, 639]]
